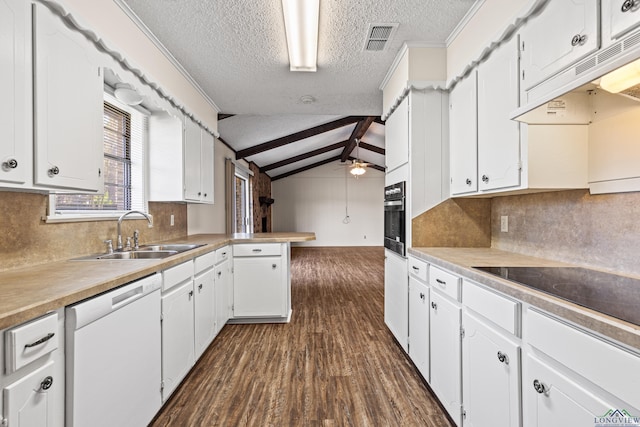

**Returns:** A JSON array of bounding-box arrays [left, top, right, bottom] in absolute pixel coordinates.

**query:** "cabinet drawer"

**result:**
[[463, 280, 520, 336], [215, 246, 230, 264], [526, 308, 640, 407], [233, 243, 281, 257], [408, 256, 428, 282], [429, 265, 460, 301], [194, 251, 215, 275], [163, 260, 194, 292], [5, 312, 58, 373]]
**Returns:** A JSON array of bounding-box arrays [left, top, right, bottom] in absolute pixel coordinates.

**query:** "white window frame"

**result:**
[[45, 89, 150, 223]]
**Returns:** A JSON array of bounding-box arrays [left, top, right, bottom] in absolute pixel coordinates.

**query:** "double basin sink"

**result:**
[[76, 244, 205, 260]]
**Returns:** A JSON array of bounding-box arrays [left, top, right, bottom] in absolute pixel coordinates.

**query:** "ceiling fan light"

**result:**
[[281, 0, 319, 72], [350, 165, 366, 176]]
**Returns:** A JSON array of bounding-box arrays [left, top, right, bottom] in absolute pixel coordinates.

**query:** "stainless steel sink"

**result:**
[[137, 244, 204, 252], [94, 250, 178, 260]]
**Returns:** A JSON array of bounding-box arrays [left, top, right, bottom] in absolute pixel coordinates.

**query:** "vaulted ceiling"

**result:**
[[121, 0, 478, 179]]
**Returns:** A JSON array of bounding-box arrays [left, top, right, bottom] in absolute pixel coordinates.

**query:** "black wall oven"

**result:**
[[384, 181, 406, 257]]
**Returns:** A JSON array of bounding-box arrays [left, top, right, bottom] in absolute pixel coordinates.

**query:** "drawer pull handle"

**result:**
[[533, 379, 548, 394], [252, 249, 262, 253], [497, 351, 509, 364], [412, 266, 420, 271], [40, 376, 54, 391], [435, 278, 446, 286], [222, 252, 227, 256], [24, 332, 55, 348]]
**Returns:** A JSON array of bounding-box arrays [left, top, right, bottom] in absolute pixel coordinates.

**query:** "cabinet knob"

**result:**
[[48, 166, 60, 177], [40, 376, 54, 391], [622, 0, 638, 12], [198, 192, 202, 196], [198, 284, 203, 291], [203, 193, 207, 197], [533, 379, 548, 394], [497, 351, 509, 364], [217, 271, 222, 277], [419, 292, 425, 300], [2, 158, 18, 170], [571, 34, 587, 46], [465, 178, 472, 186], [272, 264, 277, 269], [431, 301, 437, 310], [482, 175, 489, 183], [188, 290, 194, 299]]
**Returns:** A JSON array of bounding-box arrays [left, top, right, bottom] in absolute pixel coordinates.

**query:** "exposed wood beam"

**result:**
[[261, 141, 347, 172], [359, 141, 385, 155], [236, 116, 366, 159], [271, 156, 342, 181], [340, 116, 376, 162], [218, 114, 235, 120]]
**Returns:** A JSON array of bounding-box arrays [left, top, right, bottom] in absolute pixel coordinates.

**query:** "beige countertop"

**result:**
[[0, 232, 315, 330], [409, 247, 640, 351]]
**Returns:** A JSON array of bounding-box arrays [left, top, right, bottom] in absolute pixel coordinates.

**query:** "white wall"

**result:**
[[272, 163, 384, 246]]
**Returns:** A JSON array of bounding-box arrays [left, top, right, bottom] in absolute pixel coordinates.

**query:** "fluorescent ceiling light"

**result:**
[[282, 0, 319, 72], [599, 58, 640, 93]]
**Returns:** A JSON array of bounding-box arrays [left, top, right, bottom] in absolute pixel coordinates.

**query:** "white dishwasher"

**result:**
[[65, 273, 162, 427]]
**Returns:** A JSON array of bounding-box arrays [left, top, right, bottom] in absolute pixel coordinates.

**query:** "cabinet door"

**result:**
[[234, 257, 286, 317], [384, 249, 408, 352], [449, 72, 478, 195], [214, 259, 231, 334], [0, 0, 29, 185], [183, 117, 201, 201], [607, 0, 640, 41], [520, 0, 599, 91], [430, 290, 462, 426], [161, 281, 195, 401], [523, 353, 622, 427], [200, 131, 215, 203], [477, 36, 521, 192], [3, 361, 56, 427], [385, 96, 409, 172], [408, 277, 429, 381], [194, 269, 215, 359], [462, 311, 521, 427], [33, 3, 103, 192]]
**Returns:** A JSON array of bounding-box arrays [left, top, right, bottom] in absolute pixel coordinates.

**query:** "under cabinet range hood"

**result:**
[[512, 30, 640, 123]]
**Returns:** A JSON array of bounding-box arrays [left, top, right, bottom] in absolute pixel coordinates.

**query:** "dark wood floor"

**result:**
[[151, 246, 452, 426]]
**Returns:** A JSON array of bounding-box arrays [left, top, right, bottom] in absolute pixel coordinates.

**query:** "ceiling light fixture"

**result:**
[[113, 83, 143, 105], [350, 164, 366, 176], [281, 0, 319, 72]]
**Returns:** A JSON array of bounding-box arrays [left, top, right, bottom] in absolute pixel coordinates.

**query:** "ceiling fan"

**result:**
[[340, 139, 370, 177]]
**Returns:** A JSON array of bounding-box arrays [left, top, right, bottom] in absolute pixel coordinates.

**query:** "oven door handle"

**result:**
[[384, 200, 404, 208]]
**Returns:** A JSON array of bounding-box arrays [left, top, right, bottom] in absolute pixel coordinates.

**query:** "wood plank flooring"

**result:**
[[150, 247, 452, 426]]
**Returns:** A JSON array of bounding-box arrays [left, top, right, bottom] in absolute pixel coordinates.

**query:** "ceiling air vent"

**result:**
[[364, 23, 398, 52]]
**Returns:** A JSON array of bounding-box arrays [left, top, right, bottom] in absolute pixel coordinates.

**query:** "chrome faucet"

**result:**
[[116, 210, 153, 251]]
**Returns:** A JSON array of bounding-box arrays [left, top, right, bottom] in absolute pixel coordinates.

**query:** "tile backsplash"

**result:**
[[0, 191, 187, 271], [491, 189, 640, 276]]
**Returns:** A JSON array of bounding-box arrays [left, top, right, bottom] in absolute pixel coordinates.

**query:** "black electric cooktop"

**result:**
[[473, 267, 640, 326]]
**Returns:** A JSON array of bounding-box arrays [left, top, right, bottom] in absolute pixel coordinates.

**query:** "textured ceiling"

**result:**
[[122, 0, 477, 177]]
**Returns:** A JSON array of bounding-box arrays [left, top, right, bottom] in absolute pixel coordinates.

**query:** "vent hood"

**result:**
[[512, 30, 640, 123]]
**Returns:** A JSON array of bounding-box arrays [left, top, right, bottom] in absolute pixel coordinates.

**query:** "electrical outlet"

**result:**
[[170, 214, 175, 227], [500, 215, 509, 232]]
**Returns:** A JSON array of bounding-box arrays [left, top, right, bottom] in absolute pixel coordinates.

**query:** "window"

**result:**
[[235, 173, 250, 233], [49, 92, 148, 219]]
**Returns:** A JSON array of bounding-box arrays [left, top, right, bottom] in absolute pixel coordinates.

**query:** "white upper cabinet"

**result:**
[[520, 0, 600, 92], [449, 71, 478, 195], [477, 36, 521, 192], [605, 0, 640, 42], [0, 0, 29, 186], [32, 3, 104, 192], [149, 113, 214, 204], [385, 96, 409, 172]]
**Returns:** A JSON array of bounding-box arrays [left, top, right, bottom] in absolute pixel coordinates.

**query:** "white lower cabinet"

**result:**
[[429, 289, 462, 426], [194, 268, 215, 359], [232, 243, 290, 321], [161, 279, 195, 401], [408, 256, 429, 381], [462, 311, 521, 427], [384, 249, 408, 352], [0, 310, 64, 427], [214, 246, 232, 333]]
